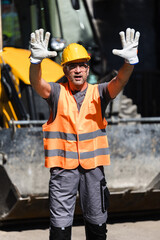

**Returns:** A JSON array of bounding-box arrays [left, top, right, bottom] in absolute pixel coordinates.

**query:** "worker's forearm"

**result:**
[[29, 63, 42, 89], [116, 62, 134, 87], [29, 63, 51, 98], [108, 62, 134, 98]]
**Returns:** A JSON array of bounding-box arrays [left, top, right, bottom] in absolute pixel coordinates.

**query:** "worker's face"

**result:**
[[63, 61, 89, 91]]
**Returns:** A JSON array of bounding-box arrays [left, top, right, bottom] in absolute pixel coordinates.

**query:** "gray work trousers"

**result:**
[[49, 165, 109, 228]]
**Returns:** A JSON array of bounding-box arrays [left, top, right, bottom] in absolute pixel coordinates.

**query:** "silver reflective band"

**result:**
[[43, 131, 77, 141], [80, 148, 109, 159], [45, 148, 109, 159], [45, 149, 78, 159], [79, 129, 106, 141], [43, 129, 106, 141]]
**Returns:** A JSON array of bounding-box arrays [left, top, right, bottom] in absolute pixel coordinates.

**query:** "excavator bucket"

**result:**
[[105, 123, 160, 217], [0, 123, 160, 224], [0, 127, 50, 223]]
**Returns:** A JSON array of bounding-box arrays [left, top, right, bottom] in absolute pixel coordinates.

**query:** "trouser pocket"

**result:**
[[100, 178, 110, 213]]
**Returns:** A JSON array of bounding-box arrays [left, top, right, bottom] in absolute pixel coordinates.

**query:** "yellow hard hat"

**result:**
[[61, 43, 91, 65]]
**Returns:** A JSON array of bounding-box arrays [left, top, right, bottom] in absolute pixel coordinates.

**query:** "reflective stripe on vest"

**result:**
[[43, 82, 110, 169], [43, 128, 106, 141]]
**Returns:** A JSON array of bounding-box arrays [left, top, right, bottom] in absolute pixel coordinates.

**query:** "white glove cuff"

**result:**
[[125, 56, 139, 65], [30, 57, 42, 64]]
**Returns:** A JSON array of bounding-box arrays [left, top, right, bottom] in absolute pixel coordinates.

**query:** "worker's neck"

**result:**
[[69, 81, 88, 92]]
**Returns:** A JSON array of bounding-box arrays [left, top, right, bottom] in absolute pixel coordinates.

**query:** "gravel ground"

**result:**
[[0, 218, 160, 240]]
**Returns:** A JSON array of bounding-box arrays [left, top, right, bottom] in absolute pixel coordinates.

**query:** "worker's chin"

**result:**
[[74, 77, 83, 82], [70, 80, 84, 91], [75, 80, 83, 85], [73, 79, 84, 86]]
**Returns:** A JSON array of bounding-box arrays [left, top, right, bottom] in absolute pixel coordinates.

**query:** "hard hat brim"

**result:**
[[61, 57, 91, 66]]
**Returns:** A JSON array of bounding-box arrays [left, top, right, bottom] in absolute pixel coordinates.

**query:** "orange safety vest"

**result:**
[[42, 82, 110, 169]]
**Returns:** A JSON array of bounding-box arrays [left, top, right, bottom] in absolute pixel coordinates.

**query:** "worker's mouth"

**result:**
[[74, 75, 82, 81]]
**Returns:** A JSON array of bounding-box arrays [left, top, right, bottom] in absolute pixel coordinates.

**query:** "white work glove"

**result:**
[[30, 29, 57, 64], [112, 28, 140, 65]]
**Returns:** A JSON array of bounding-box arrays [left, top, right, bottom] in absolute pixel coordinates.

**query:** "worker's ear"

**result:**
[[63, 66, 68, 77], [87, 65, 90, 76]]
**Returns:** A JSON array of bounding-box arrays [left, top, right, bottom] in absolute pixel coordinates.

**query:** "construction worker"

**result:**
[[29, 28, 140, 240]]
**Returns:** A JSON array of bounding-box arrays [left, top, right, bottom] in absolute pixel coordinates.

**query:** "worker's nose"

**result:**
[[74, 65, 81, 72]]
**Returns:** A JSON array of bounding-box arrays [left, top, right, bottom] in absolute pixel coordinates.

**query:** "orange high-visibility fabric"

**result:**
[[43, 82, 110, 169]]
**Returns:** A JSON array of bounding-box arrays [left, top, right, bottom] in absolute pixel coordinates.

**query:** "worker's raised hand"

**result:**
[[30, 29, 57, 64], [112, 28, 140, 65]]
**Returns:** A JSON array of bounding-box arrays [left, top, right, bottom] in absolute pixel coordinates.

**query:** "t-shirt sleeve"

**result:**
[[98, 82, 112, 119], [44, 82, 60, 121]]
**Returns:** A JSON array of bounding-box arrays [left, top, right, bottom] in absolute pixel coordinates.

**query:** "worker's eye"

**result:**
[[67, 63, 88, 71], [68, 64, 76, 70], [79, 63, 88, 69]]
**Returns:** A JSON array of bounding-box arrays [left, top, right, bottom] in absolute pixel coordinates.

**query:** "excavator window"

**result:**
[[2, 0, 22, 48]]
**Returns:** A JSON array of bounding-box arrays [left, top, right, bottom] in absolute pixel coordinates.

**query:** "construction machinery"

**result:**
[[0, 0, 160, 225]]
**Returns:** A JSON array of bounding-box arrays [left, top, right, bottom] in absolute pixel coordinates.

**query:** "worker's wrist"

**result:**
[[30, 57, 42, 64], [125, 56, 139, 65]]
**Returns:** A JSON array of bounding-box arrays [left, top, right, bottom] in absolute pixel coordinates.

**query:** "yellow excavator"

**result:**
[[0, 0, 160, 225], [0, 47, 64, 128]]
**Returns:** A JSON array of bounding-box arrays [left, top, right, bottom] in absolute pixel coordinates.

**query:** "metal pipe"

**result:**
[[9, 117, 160, 126], [107, 117, 160, 124], [9, 120, 46, 126]]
